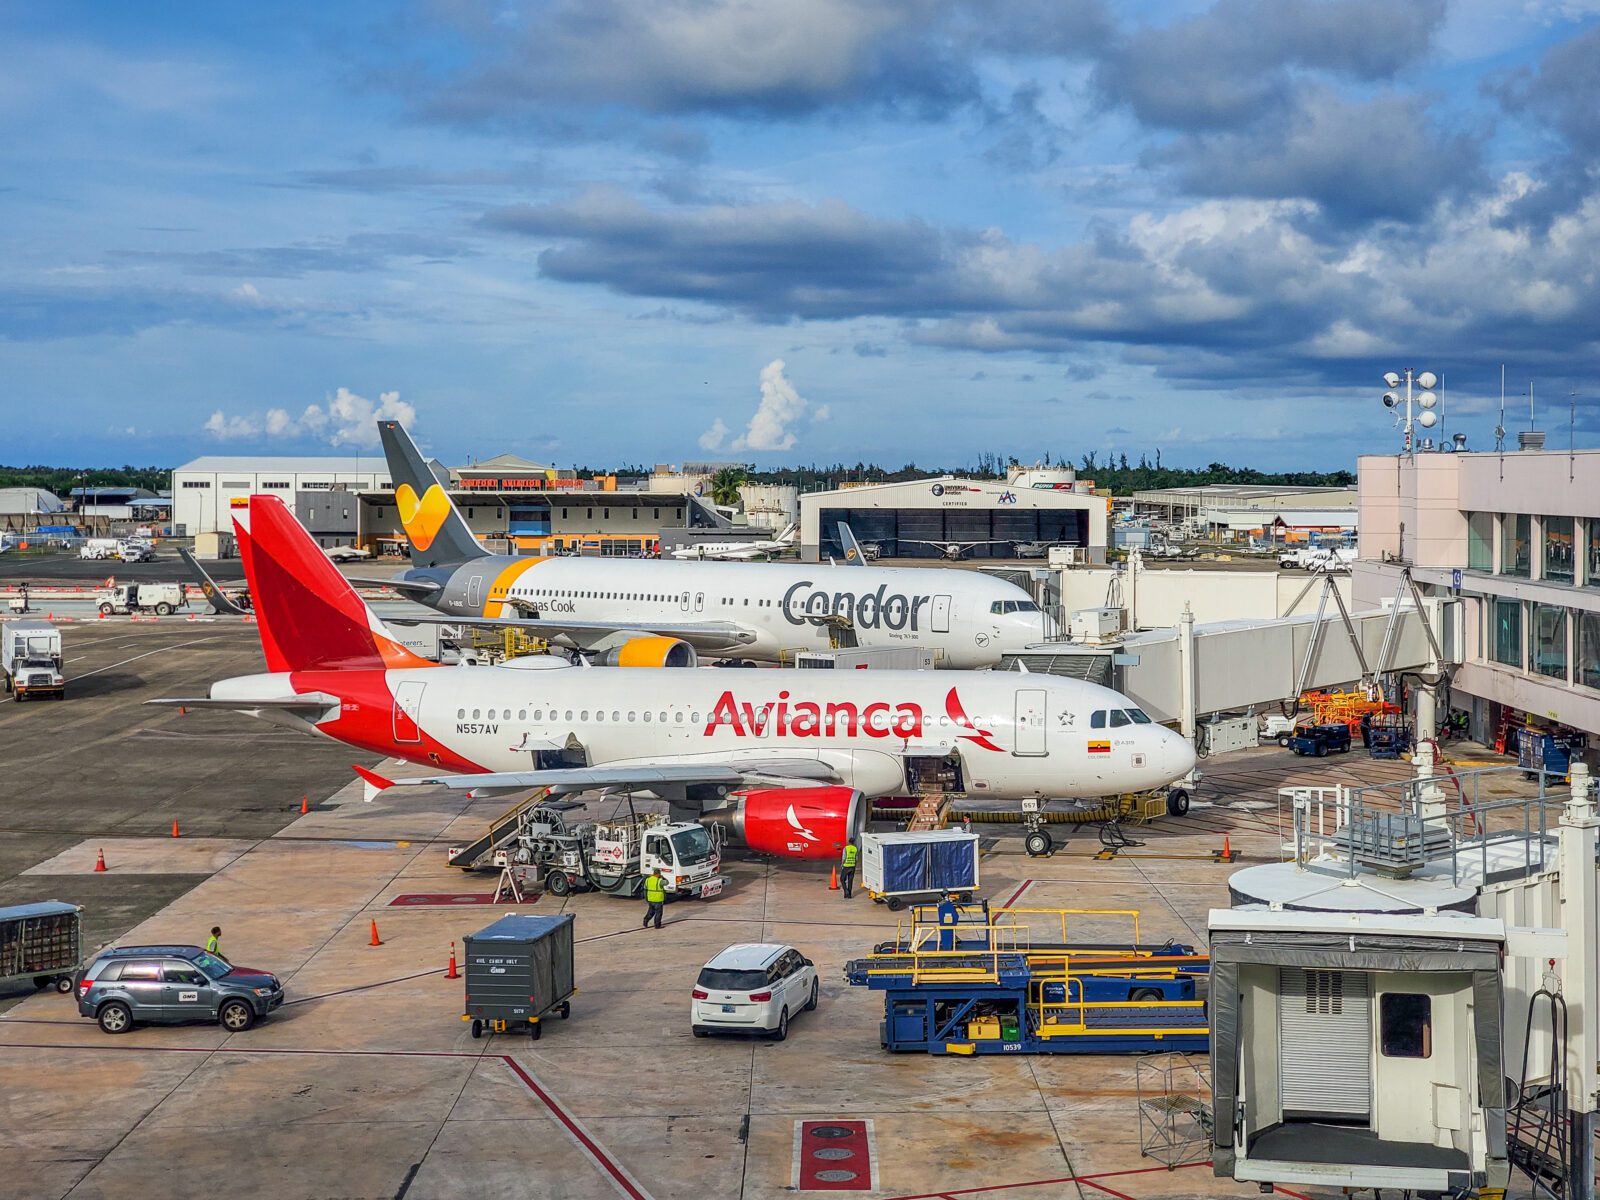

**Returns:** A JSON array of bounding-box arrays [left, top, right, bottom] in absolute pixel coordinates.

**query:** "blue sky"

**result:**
[[2, 1, 1597, 470]]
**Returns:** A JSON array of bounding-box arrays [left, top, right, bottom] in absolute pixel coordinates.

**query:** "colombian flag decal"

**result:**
[[1088, 740, 1111, 754]]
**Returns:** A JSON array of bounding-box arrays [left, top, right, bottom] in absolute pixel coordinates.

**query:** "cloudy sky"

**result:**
[[3, 1, 1597, 469]]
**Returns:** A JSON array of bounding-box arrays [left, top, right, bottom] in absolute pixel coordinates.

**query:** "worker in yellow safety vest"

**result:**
[[641, 869, 666, 930], [206, 926, 222, 955], [839, 840, 858, 899]]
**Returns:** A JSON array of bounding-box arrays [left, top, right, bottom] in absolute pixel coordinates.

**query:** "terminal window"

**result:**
[[1379, 993, 1431, 1058], [1544, 517, 1575, 584], [1466, 512, 1493, 572], [1500, 514, 1531, 577], [1532, 604, 1569, 679], [1588, 520, 1600, 588], [1491, 599, 1521, 667], [1579, 613, 1600, 691]]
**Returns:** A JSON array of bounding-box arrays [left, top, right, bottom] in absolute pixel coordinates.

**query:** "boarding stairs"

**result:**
[[447, 787, 554, 870]]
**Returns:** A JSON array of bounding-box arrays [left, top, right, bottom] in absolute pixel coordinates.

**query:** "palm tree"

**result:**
[[707, 466, 748, 508]]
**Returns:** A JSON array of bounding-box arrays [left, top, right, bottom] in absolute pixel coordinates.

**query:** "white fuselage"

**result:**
[[426, 557, 1055, 668], [226, 663, 1193, 799]]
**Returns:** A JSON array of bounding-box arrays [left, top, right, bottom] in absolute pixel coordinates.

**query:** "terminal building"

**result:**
[[1132, 483, 1358, 541], [1356, 442, 1600, 746], [799, 471, 1108, 563]]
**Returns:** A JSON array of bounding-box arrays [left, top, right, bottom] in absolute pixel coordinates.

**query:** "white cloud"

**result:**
[[705, 359, 827, 453], [203, 387, 416, 447], [698, 417, 729, 451]]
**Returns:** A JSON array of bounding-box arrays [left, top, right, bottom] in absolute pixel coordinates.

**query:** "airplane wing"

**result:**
[[381, 611, 758, 652], [345, 576, 442, 596], [354, 757, 838, 800]]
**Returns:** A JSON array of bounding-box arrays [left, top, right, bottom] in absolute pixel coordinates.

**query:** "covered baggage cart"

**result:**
[[462, 913, 575, 1039], [0, 901, 84, 993], [862, 829, 980, 910]]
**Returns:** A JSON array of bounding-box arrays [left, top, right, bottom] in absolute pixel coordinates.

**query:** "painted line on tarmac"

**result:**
[[1, 634, 223, 707], [997, 879, 1033, 909], [883, 1161, 1216, 1200], [501, 1056, 657, 1200]]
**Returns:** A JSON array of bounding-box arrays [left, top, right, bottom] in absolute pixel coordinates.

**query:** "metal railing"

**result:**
[[1280, 766, 1562, 885]]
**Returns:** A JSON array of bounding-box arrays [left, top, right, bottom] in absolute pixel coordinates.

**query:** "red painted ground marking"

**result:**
[[1076, 1180, 1137, 1200], [997, 879, 1033, 909], [794, 1120, 875, 1191], [388, 893, 502, 906], [502, 1057, 655, 1200], [1272, 1188, 1314, 1199]]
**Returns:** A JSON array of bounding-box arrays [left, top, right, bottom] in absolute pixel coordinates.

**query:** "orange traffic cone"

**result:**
[[300, 794, 309, 815], [1222, 835, 1232, 861], [171, 819, 180, 838], [94, 848, 107, 873], [829, 866, 840, 891], [446, 942, 459, 979], [369, 919, 382, 947]]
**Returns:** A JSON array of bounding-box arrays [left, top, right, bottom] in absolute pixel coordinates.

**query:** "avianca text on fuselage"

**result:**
[[702, 686, 1003, 749]]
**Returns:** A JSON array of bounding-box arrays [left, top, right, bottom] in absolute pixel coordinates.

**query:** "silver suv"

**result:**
[[76, 945, 284, 1035]]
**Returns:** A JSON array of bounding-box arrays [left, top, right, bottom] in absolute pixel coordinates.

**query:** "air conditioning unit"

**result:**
[[1071, 607, 1122, 643]]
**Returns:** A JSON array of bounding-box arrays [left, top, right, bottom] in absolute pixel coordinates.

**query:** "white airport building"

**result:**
[[799, 472, 1108, 563], [171, 457, 392, 537], [1356, 443, 1600, 744]]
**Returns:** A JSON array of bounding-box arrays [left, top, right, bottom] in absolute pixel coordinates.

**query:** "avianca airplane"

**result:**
[[156, 496, 1196, 862], [367, 421, 1052, 668]]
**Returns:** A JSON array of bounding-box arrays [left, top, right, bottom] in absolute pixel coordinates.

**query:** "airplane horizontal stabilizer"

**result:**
[[344, 576, 442, 595]]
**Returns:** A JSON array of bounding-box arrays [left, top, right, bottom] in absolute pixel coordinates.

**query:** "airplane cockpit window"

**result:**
[[991, 601, 1006, 614], [1109, 710, 1133, 728], [1014, 600, 1039, 612], [1090, 711, 1107, 728], [1128, 709, 1152, 724]]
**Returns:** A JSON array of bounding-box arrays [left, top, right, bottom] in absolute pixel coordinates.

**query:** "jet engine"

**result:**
[[595, 636, 698, 668], [706, 786, 866, 860]]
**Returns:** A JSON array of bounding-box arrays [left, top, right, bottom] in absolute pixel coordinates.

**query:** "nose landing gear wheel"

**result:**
[[1024, 830, 1053, 857], [1166, 788, 1190, 817]]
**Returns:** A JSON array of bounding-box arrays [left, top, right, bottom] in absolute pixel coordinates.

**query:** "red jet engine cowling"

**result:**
[[729, 786, 866, 860]]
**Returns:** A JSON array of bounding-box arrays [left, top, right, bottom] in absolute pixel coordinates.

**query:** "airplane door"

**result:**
[[393, 681, 426, 744], [695, 592, 705, 613], [1014, 689, 1046, 757], [467, 575, 483, 608], [931, 594, 952, 634], [680, 591, 691, 611]]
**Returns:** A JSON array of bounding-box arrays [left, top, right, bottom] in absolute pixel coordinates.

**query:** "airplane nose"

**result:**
[[1165, 727, 1197, 780]]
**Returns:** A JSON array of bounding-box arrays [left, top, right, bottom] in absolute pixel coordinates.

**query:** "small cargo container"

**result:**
[[0, 901, 84, 992], [462, 913, 575, 1039], [861, 829, 980, 910]]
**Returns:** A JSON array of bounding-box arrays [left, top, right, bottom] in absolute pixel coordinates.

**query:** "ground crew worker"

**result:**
[[839, 839, 859, 899], [205, 926, 221, 955], [641, 869, 666, 930]]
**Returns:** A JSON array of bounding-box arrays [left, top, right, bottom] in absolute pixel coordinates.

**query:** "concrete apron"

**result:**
[[0, 749, 1411, 1200]]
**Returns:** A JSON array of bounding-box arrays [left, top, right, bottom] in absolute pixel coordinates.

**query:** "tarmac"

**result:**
[[0, 616, 1543, 1199]]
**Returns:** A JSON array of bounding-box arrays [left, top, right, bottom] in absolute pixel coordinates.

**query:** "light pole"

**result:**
[[1381, 369, 1438, 453]]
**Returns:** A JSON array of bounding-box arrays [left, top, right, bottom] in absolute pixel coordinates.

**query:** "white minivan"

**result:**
[[691, 943, 818, 1041]]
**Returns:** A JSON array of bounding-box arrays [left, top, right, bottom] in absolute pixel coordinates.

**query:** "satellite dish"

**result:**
[[1417, 371, 1438, 389], [1382, 392, 1400, 409], [1418, 390, 1437, 409], [1382, 372, 1401, 388], [1418, 410, 1438, 429]]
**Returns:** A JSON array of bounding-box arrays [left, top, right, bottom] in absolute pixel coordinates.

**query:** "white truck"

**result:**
[[504, 808, 726, 900], [2, 619, 65, 701], [79, 538, 121, 561], [95, 582, 188, 616]]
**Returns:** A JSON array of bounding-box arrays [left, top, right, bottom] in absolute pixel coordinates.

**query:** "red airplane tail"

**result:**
[[234, 495, 432, 673]]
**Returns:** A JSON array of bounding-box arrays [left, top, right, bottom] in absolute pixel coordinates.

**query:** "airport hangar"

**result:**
[[799, 476, 1109, 563]]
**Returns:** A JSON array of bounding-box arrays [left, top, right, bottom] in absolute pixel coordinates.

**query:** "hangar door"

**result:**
[[1278, 967, 1371, 1122]]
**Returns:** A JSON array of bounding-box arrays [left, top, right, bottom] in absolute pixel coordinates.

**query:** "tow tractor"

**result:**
[[491, 804, 727, 901]]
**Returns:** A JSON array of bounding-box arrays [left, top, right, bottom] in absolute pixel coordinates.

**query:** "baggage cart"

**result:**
[[0, 901, 84, 993], [462, 913, 575, 1039], [861, 829, 980, 911]]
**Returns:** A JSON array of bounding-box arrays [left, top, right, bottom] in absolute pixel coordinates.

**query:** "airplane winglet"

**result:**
[[352, 764, 393, 803]]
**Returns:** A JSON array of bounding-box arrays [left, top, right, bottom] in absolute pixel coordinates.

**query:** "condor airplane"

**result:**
[[155, 496, 1195, 862], [368, 421, 1051, 668]]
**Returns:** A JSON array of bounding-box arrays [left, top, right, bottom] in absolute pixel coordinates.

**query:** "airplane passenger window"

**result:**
[[473, 709, 482, 720], [675, 712, 684, 723], [628, 711, 637, 721], [644, 712, 652, 723], [1128, 709, 1152, 724], [595, 711, 604, 722], [1090, 711, 1106, 728], [533, 710, 542, 721], [1109, 711, 1132, 728], [457, 709, 465, 719], [518, 709, 527, 721], [580, 710, 589, 721], [691, 712, 702, 723], [564, 710, 573, 721]]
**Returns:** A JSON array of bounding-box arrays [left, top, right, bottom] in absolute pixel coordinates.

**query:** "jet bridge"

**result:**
[[1006, 572, 1459, 735]]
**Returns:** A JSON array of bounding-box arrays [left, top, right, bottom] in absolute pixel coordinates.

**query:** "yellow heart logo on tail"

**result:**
[[395, 483, 451, 552]]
